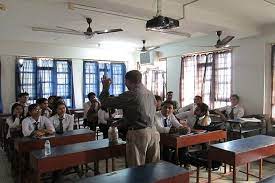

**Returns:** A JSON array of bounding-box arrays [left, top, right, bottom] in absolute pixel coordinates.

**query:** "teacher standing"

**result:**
[[99, 70, 160, 167]]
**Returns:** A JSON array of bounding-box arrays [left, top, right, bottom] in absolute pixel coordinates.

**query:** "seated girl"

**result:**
[[49, 101, 74, 133], [6, 103, 25, 139], [22, 104, 55, 137]]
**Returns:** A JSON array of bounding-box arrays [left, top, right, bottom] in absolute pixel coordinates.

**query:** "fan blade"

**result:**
[[32, 27, 83, 36], [147, 46, 160, 51], [56, 26, 80, 33], [147, 29, 191, 38], [220, 36, 235, 46], [94, 28, 123, 34]]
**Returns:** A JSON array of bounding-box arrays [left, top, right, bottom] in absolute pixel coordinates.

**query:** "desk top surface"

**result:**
[[257, 175, 275, 183], [31, 139, 125, 159], [167, 129, 225, 139], [77, 161, 189, 183], [210, 135, 275, 153], [15, 129, 94, 143]]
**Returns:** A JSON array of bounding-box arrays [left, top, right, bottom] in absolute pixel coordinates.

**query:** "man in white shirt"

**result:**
[[163, 91, 179, 110], [155, 101, 189, 134], [83, 92, 101, 130], [36, 98, 52, 118], [214, 94, 245, 121], [50, 102, 74, 133], [177, 95, 202, 114], [22, 104, 55, 137]]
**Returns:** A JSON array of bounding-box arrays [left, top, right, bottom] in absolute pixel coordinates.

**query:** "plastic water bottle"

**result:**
[[44, 140, 51, 156], [108, 126, 119, 144]]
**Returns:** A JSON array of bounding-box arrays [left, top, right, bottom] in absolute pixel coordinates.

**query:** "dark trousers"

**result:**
[[98, 123, 108, 139], [83, 119, 97, 131]]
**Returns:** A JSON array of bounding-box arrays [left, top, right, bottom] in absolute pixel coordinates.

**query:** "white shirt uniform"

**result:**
[[83, 101, 100, 119], [49, 113, 74, 132], [154, 111, 182, 133], [98, 109, 115, 125], [217, 104, 245, 119], [177, 103, 197, 114], [176, 111, 211, 128], [22, 116, 55, 137], [6, 117, 21, 138], [42, 107, 52, 118]]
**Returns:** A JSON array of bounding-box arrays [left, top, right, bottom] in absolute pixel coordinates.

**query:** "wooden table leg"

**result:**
[[196, 166, 200, 183], [33, 171, 40, 183], [208, 160, 212, 183], [94, 160, 99, 175], [259, 159, 263, 180], [112, 158, 115, 171], [175, 147, 179, 165], [233, 165, 236, 183], [105, 159, 108, 173], [224, 163, 226, 174], [246, 163, 249, 181]]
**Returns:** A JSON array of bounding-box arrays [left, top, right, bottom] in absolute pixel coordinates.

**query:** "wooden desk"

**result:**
[[208, 135, 275, 183], [160, 130, 227, 163], [30, 139, 126, 183], [15, 129, 95, 183], [77, 161, 189, 183], [227, 119, 262, 139]]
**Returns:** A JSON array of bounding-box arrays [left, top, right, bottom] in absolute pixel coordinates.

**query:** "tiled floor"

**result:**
[[1, 146, 275, 182]]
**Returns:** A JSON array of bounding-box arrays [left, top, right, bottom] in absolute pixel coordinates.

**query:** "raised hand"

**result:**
[[101, 75, 112, 89]]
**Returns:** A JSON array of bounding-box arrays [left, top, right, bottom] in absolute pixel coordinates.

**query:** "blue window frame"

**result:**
[[83, 61, 126, 102], [16, 58, 74, 107]]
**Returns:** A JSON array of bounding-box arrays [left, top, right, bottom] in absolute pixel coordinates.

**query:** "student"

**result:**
[[12, 92, 29, 116], [154, 95, 162, 111], [214, 94, 244, 121], [6, 103, 25, 139], [98, 107, 116, 139], [36, 98, 52, 118], [22, 104, 55, 137], [176, 103, 211, 128], [51, 96, 71, 116], [177, 95, 203, 114], [193, 103, 212, 129], [48, 95, 57, 110], [154, 101, 190, 163], [163, 91, 179, 110], [155, 101, 190, 134], [50, 101, 74, 132], [83, 92, 101, 130]]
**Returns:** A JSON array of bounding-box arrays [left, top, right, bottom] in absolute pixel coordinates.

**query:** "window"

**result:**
[[142, 69, 166, 99], [83, 61, 126, 102], [180, 50, 232, 109], [16, 58, 74, 107]]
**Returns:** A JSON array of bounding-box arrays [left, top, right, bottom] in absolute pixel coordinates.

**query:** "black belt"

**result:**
[[128, 126, 148, 131]]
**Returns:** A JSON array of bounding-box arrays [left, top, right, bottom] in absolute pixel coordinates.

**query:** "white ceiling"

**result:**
[[0, 0, 274, 48]]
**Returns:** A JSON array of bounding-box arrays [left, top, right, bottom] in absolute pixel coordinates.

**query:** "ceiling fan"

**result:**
[[137, 40, 160, 52], [32, 17, 123, 38], [197, 31, 238, 48]]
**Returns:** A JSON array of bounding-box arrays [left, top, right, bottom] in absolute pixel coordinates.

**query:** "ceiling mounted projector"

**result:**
[[146, 15, 179, 30]]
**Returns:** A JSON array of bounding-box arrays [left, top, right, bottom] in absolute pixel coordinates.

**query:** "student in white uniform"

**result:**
[[83, 92, 101, 130], [213, 94, 245, 120], [176, 103, 211, 129], [177, 95, 203, 114], [11, 92, 30, 116], [154, 101, 190, 134], [36, 98, 52, 118], [98, 107, 116, 138], [22, 104, 55, 137], [50, 101, 74, 133], [6, 103, 25, 139]]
